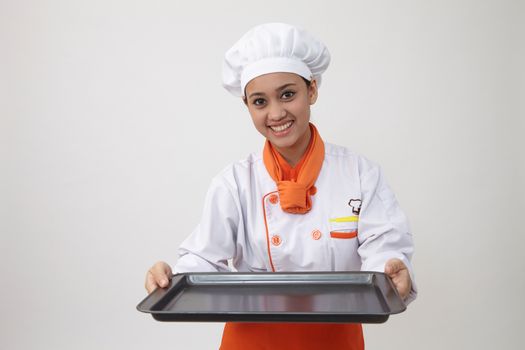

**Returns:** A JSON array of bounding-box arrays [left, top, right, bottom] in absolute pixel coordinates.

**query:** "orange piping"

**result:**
[[262, 191, 279, 272], [330, 230, 358, 239]]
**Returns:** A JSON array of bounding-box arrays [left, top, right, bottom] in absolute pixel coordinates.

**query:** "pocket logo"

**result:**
[[348, 199, 362, 215]]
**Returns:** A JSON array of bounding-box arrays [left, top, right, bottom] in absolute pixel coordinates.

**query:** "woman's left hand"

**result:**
[[384, 258, 412, 300]]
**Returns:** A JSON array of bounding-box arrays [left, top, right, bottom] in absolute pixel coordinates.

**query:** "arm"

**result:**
[[174, 175, 242, 273], [357, 160, 417, 304], [173, 177, 242, 273], [145, 172, 243, 293]]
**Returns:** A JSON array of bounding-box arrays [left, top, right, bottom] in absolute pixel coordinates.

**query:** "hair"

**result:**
[[302, 77, 312, 87]]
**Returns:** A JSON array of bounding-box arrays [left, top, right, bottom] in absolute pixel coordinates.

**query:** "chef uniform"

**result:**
[[172, 23, 417, 350]]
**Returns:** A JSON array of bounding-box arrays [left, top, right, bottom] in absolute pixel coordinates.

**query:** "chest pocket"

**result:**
[[329, 216, 358, 239], [328, 216, 360, 270]]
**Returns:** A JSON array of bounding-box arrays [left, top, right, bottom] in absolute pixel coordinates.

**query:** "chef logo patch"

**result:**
[[348, 199, 362, 215]]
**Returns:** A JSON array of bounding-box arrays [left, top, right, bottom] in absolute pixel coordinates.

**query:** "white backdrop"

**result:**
[[1, 0, 524, 349]]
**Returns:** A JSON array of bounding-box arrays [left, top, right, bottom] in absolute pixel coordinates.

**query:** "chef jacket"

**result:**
[[173, 142, 417, 303]]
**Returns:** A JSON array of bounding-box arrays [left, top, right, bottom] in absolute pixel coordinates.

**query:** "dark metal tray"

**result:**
[[137, 271, 406, 323]]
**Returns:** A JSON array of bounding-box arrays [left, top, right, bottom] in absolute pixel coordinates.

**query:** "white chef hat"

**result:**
[[222, 23, 331, 97]]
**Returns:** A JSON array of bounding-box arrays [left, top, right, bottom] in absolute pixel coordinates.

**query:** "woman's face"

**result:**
[[244, 72, 318, 157]]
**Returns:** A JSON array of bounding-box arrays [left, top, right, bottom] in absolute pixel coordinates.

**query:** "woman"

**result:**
[[145, 22, 416, 350]]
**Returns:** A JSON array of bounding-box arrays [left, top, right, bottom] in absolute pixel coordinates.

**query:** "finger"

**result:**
[[391, 269, 412, 299], [145, 271, 158, 294], [385, 258, 405, 276], [152, 261, 172, 276], [150, 262, 172, 287]]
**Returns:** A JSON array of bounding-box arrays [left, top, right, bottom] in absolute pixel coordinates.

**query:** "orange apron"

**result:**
[[220, 323, 364, 350], [220, 124, 364, 349]]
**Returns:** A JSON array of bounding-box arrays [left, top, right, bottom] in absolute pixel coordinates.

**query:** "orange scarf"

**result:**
[[263, 123, 325, 214]]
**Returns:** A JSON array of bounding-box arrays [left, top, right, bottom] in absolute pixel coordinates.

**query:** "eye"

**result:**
[[252, 98, 266, 106], [281, 90, 295, 100]]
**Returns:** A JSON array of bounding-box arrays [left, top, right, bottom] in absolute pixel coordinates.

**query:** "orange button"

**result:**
[[269, 194, 279, 204], [271, 235, 282, 246], [312, 230, 322, 240]]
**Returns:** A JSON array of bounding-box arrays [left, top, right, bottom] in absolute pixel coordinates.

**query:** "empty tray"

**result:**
[[137, 271, 406, 323]]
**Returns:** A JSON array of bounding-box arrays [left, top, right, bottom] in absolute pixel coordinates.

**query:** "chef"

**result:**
[[145, 22, 417, 350]]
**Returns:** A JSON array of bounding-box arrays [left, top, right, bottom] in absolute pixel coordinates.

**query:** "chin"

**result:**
[[269, 136, 298, 149]]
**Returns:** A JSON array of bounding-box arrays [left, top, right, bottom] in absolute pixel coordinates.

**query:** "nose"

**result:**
[[268, 103, 286, 120]]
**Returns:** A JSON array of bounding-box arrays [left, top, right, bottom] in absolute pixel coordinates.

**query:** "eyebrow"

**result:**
[[247, 83, 297, 99]]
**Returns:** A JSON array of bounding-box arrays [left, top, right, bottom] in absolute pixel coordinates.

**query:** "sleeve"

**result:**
[[357, 159, 418, 304], [172, 174, 243, 274]]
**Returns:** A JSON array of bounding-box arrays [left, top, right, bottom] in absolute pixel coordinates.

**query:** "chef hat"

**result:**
[[222, 23, 331, 97]]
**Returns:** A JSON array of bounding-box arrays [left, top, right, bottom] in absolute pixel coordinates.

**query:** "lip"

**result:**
[[267, 120, 293, 127], [268, 120, 294, 137]]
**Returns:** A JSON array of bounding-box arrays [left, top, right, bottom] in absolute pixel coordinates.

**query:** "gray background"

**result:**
[[1, 0, 523, 349]]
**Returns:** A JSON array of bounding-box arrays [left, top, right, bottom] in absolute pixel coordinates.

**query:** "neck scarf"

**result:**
[[263, 123, 325, 214]]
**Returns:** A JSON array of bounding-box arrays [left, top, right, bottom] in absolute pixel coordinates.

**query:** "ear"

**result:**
[[308, 79, 319, 105], [242, 96, 248, 106]]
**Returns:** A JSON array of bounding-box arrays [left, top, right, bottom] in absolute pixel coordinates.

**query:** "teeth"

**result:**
[[270, 121, 293, 132]]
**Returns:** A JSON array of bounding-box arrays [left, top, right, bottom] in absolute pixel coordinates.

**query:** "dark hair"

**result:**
[[302, 77, 312, 87]]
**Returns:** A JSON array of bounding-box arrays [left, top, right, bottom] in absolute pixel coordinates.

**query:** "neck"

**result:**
[[273, 126, 312, 167]]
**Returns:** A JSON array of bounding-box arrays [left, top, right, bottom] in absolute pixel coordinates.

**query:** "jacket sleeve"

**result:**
[[172, 173, 242, 274], [357, 159, 417, 304]]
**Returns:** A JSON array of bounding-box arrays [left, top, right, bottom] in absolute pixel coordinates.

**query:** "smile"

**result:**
[[269, 121, 293, 132]]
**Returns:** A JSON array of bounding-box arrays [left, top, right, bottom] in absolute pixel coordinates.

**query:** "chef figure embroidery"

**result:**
[[348, 199, 362, 215]]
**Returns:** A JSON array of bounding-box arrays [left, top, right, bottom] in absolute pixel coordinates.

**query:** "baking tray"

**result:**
[[137, 271, 406, 323]]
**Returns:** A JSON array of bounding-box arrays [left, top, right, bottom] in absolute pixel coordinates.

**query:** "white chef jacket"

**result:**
[[174, 143, 417, 303]]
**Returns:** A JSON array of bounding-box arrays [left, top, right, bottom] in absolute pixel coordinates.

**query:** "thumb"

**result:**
[[385, 258, 405, 276]]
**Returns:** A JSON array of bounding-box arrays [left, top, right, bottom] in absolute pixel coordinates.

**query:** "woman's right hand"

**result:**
[[145, 261, 173, 294]]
